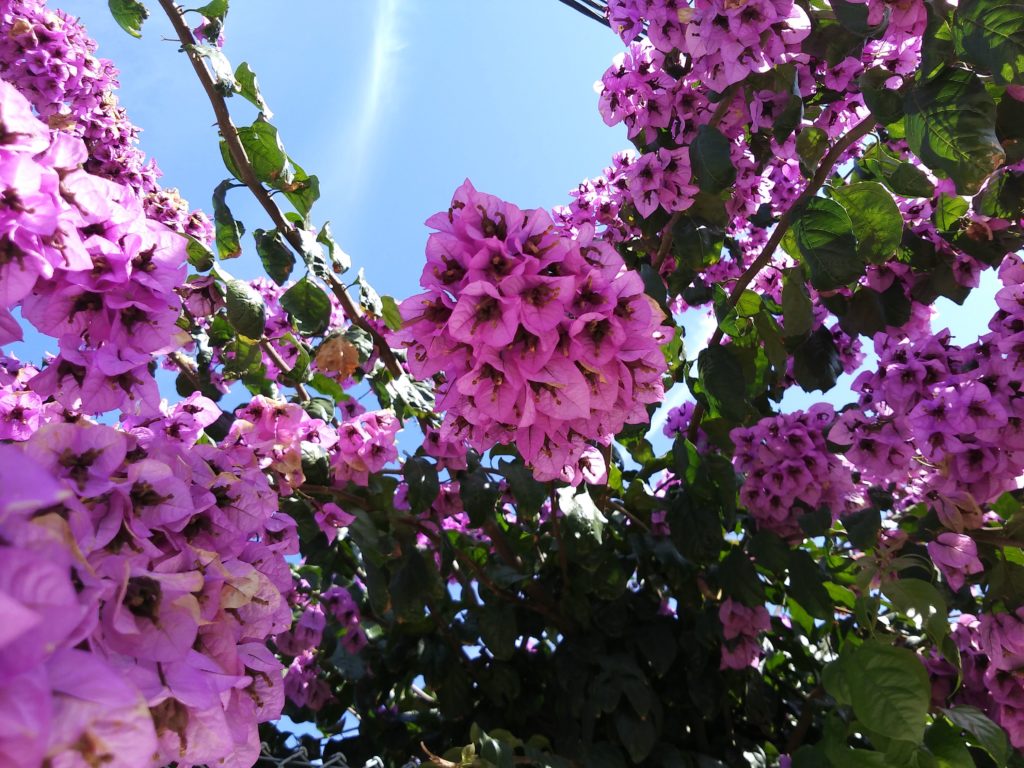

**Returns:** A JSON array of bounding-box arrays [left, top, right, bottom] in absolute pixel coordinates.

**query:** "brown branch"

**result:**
[[785, 685, 824, 754], [156, 0, 403, 381], [687, 116, 876, 441], [260, 339, 310, 401]]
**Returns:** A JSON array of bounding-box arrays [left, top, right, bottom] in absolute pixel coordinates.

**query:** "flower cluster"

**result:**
[[718, 598, 771, 670], [0, 403, 296, 768], [0, 78, 187, 415], [731, 404, 858, 540], [393, 180, 669, 482], [0, 0, 212, 240], [929, 612, 1024, 748], [832, 255, 1024, 512]]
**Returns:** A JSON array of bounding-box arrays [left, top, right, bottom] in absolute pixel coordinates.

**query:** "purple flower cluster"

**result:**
[[0, 399, 296, 768], [0, 78, 187, 416], [393, 180, 669, 482], [718, 597, 771, 670], [832, 255, 1024, 512], [731, 404, 858, 540], [0, 0, 213, 241]]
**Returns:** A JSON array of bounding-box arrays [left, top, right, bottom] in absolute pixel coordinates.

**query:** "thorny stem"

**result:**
[[686, 116, 875, 441], [157, 0, 404, 381]]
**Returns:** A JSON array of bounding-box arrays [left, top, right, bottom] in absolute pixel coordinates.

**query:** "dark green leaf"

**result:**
[[848, 641, 931, 743], [830, 182, 903, 263], [107, 0, 148, 37], [774, 93, 805, 143], [212, 180, 243, 259], [557, 487, 607, 544], [500, 459, 547, 517], [954, 0, 1024, 85], [238, 118, 291, 186], [253, 228, 295, 285], [793, 197, 865, 290], [403, 456, 440, 514], [690, 125, 736, 193], [974, 169, 1024, 219], [460, 468, 501, 527], [280, 275, 332, 336], [889, 163, 936, 198], [842, 507, 881, 550], [831, 0, 889, 36], [185, 235, 214, 271], [283, 161, 320, 220], [781, 267, 814, 338], [924, 718, 975, 768], [234, 62, 271, 116], [224, 279, 266, 339], [615, 710, 658, 764], [479, 604, 518, 661], [941, 706, 1010, 766], [921, 5, 956, 78], [787, 550, 834, 619], [904, 67, 1005, 195], [792, 326, 843, 392], [860, 68, 904, 125], [698, 345, 749, 421], [719, 549, 765, 605], [796, 127, 829, 173]]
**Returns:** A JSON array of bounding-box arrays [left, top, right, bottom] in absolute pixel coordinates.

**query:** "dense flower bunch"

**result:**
[[0, 78, 187, 414], [731, 404, 859, 540], [393, 179, 669, 482], [0, 402, 295, 768], [832, 254, 1024, 513], [0, 0, 212, 240], [718, 598, 771, 670]]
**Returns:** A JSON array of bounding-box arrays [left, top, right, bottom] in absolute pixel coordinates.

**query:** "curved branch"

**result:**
[[687, 116, 875, 441], [156, 0, 403, 380]]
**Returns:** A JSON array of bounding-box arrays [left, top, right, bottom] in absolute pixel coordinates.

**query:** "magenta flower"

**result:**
[[927, 532, 983, 592]]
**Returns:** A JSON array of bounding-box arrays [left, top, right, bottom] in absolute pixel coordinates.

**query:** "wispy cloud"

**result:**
[[337, 0, 403, 201]]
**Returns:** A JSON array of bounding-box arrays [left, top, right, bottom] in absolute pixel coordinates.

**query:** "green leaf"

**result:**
[[792, 325, 843, 393], [860, 68, 904, 125], [831, 0, 889, 36], [689, 125, 736, 193], [211, 180, 243, 259], [284, 161, 320, 220], [356, 268, 383, 315], [698, 345, 749, 421], [934, 193, 969, 232], [237, 117, 291, 186], [924, 717, 975, 768], [796, 127, 829, 173], [954, 0, 1024, 85], [889, 162, 936, 198], [281, 275, 332, 336], [974, 169, 1024, 219], [719, 549, 765, 605], [253, 228, 295, 285], [185, 235, 214, 272], [615, 710, 658, 764], [557, 487, 607, 544], [904, 67, 1005, 195], [317, 222, 350, 275], [234, 62, 271, 116], [941, 706, 1010, 766], [403, 456, 440, 514], [196, 0, 228, 18], [189, 43, 238, 92], [842, 507, 881, 550], [793, 197, 865, 290], [479, 604, 518, 661], [500, 459, 547, 517], [108, 0, 148, 37], [781, 267, 814, 338], [848, 641, 931, 743], [224, 279, 266, 339], [787, 550, 833, 619], [460, 468, 501, 527], [830, 182, 903, 263], [380, 295, 403, 331]]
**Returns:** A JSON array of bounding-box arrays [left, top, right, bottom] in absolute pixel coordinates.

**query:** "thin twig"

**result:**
[[261, 339, 310, 401], [156, 0, 403, 380], [687, 116, 875, 441]]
